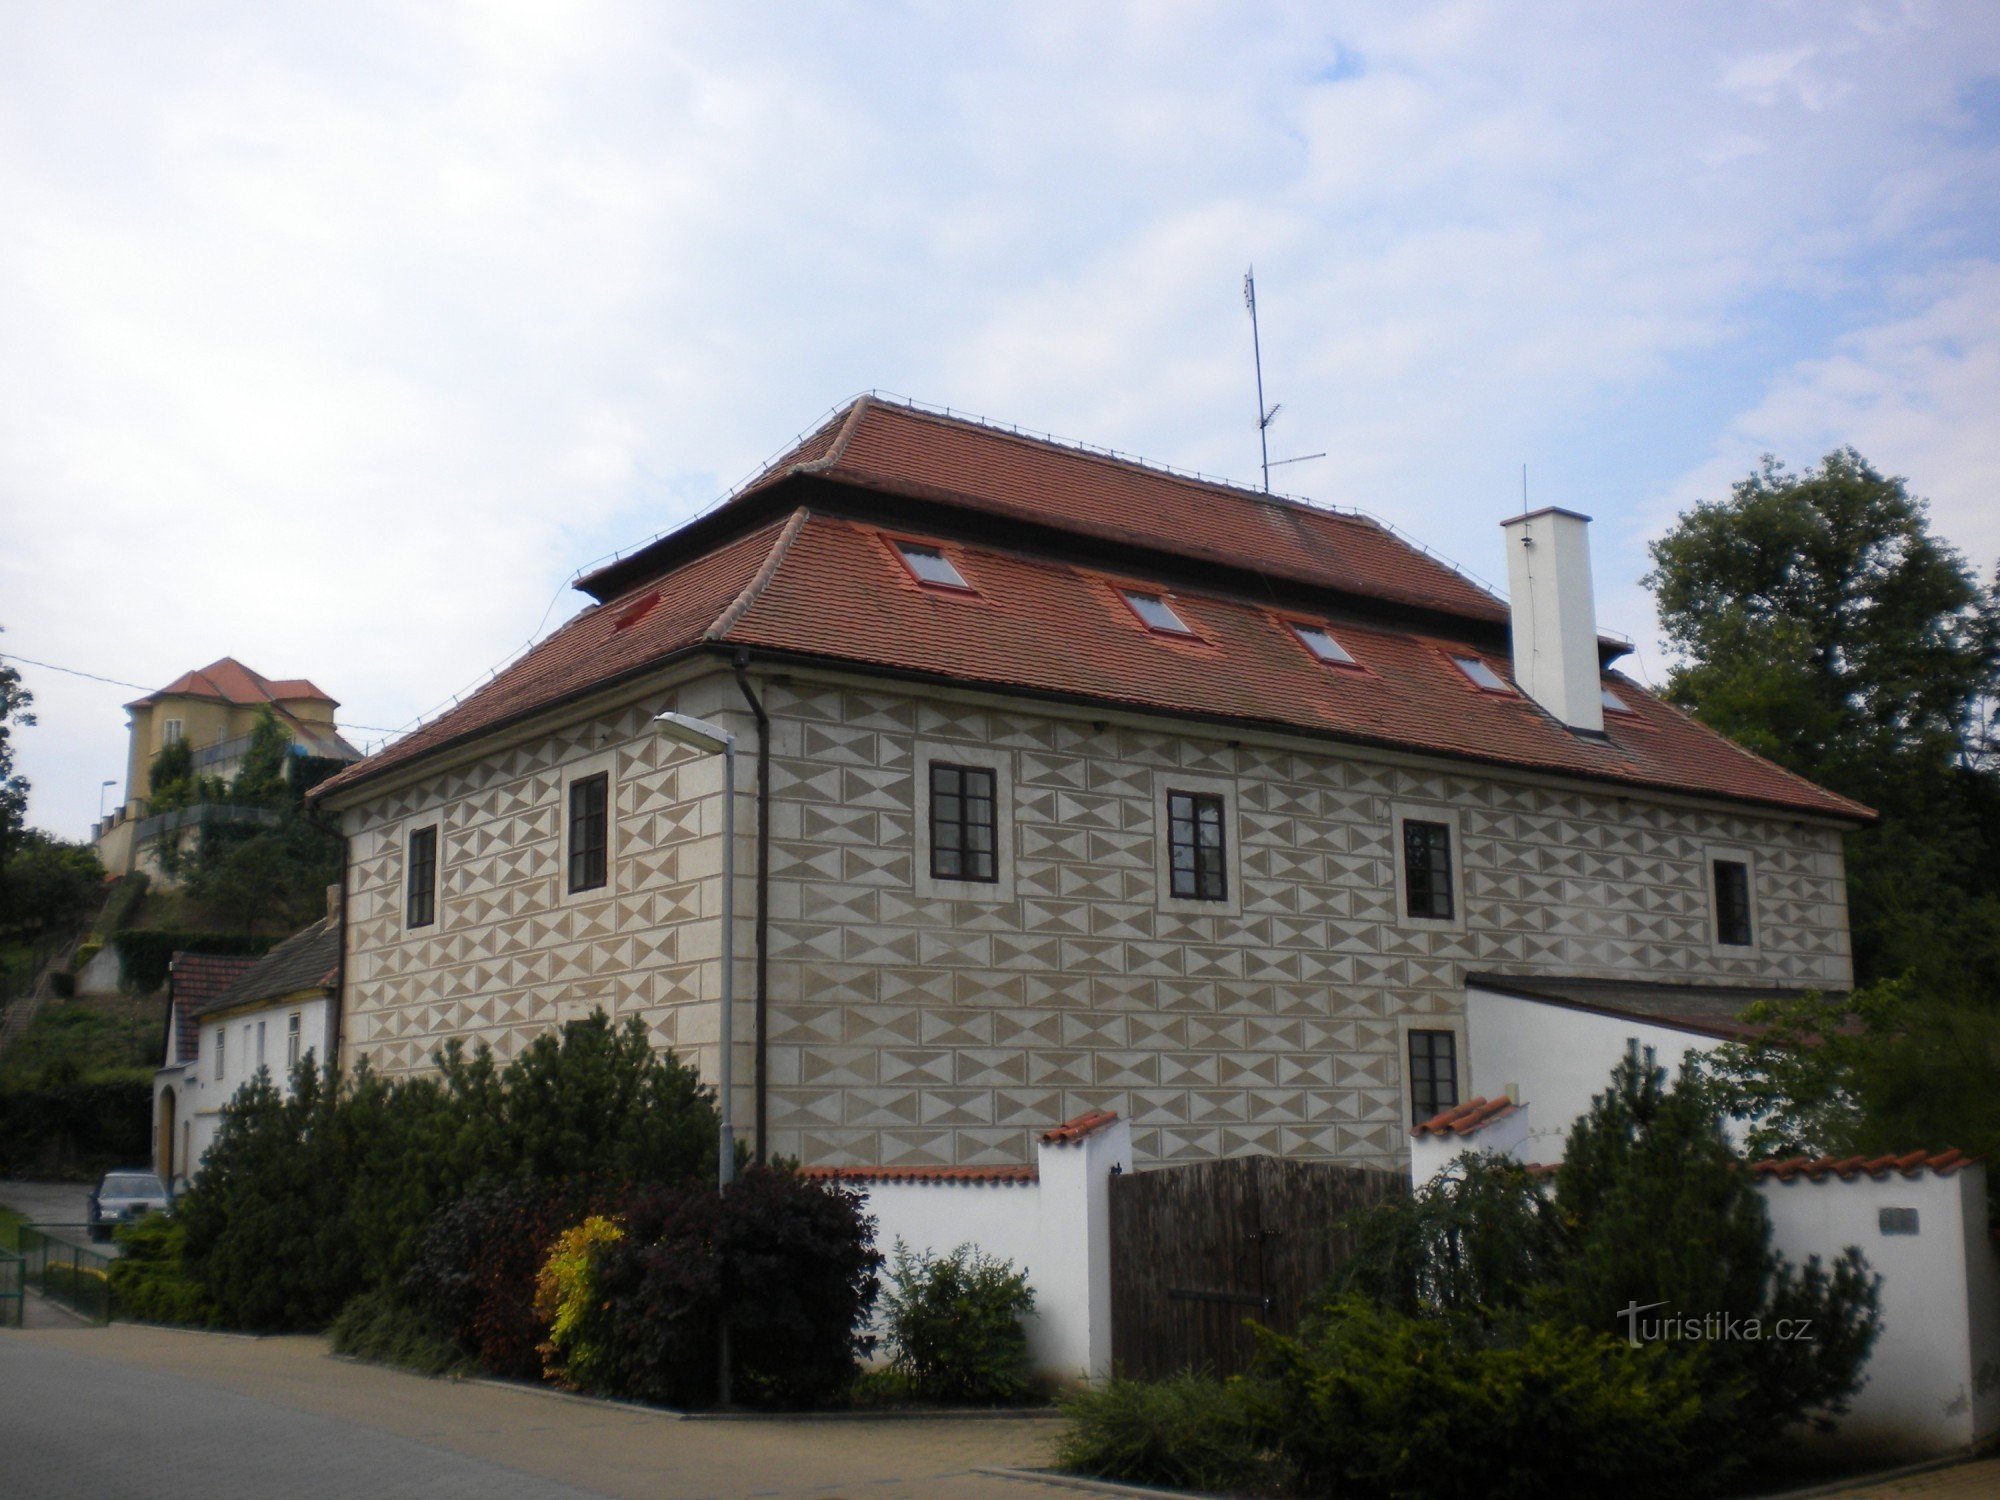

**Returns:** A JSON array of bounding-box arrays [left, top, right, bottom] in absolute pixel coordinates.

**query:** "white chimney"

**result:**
[[1500, 506, 1604, 734]]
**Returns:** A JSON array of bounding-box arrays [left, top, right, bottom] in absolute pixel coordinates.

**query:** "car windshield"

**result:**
[[103, 1174, 163, 1197]]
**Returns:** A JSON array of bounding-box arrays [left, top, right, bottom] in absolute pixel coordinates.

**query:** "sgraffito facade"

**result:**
[[336, 664, 1851, 1172]]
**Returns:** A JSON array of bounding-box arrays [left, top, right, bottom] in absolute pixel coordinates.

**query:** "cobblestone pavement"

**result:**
[[0, 1323, 1065, 1500]]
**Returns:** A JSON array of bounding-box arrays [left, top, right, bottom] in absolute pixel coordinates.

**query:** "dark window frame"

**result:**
[[929, 761, 999, 883], [1409, 1029, 1460, 1124], [1714, 858, 1754, 947], [1166, 789, 1229, 902], [568, 773, 610, 894], [1403, 817, 1455, 921], [405, 824, 438, 928]]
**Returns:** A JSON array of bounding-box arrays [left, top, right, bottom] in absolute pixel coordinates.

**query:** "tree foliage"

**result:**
[[1644, 450, 2000, 996], [0, 831, 103, 946], [0, 629, 30, 875]]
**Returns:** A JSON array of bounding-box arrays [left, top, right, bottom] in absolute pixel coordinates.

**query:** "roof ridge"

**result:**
[[707, 508, 810, 641]]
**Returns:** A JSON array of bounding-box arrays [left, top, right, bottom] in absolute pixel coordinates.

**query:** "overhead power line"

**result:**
[[0, 651, 404, 733]]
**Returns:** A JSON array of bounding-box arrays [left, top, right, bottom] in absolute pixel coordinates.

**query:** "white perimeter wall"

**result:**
[[842, 1117, 1132, 1383], [1465, 984, 1734, 1158], [1760, 1163, 2000, 1459]]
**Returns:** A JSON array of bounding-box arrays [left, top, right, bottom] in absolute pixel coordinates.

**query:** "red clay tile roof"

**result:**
[[587, 396, 1513, 627], [1748, 1150, 1975, 1183], [131, 657, 335, 710], [797, 1164, 1040, 1186], [1412, 1097, 1519, 1138], [1040, 1108, 1122, 1146], [313, 407, 1869, 824], [167, 952, 262, 1064]]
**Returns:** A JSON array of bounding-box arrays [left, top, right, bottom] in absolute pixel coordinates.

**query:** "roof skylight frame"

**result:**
[[1288, 620, 1360, 668], [887, 536, 975, 593], [1601, 684, 1636, 715], [1118, 588, 1196, 637], [1451, 655, 1514, 693]]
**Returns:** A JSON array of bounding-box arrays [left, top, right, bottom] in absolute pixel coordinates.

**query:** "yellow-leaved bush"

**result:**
[[534, 1214, 624, 1388]]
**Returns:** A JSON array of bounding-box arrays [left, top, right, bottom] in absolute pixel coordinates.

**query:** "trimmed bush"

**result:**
[[880, 1241, 1037, 1404], [330, 1289, 469, 1377], [1054, 1371, 1270, 1493], [108, 1215, 214, 1326], [1254, 1297, 1706, 1500], [585, 1169, 883, 1408]]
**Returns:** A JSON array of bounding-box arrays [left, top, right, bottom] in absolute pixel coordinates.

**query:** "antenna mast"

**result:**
[[1244, 267, 1279, 492]]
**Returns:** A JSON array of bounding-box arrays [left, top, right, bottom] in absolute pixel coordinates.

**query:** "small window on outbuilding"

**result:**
[[1713, 859, 1754, 947], [286, 1013, 301, 1069], [1452, 656, 1511, 692], [1121, 590, 1194, 636], [893, 540, 973, 591], [1409, 1030, 1459, 1124], [1291, 622, 1358, 666]]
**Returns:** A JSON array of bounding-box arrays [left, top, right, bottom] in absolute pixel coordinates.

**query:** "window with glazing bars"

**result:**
[[1167, 791, 1227, 900], [929, 763, 997, 882], [1403, 818, 1454, 920], [1714, 859, 1753, 946], [405, 824, 438, 928], [287, 1013, 301, 1068], [1409, 1029, 1459, 1124], [568, 773, 609, 893]]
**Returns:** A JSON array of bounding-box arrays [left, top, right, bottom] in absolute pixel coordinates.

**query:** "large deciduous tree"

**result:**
[[1644, 450, 2000, 997]]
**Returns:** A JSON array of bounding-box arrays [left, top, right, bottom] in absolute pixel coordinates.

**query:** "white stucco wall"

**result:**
[[1760, 1164, 2000, 1459], [1465, 984, 1735, 1158], [183, 995, 335, 1178], [837, 1116, 1132, 1382]]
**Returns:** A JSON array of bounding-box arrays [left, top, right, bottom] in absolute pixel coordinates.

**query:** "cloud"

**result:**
[[2, 2, 1998, 836]]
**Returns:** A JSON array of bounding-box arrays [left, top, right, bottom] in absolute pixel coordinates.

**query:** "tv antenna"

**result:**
[[1242, 267, 1323, 492]]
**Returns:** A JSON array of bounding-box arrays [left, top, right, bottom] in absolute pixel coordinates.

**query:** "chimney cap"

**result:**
[[1501, 505, 1593, 528]]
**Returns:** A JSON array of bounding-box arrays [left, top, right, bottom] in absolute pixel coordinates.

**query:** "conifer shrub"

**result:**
[[1054, 1371, 1271, 1494], [107, 1214, 214, 1326], [878, 1240, 1038, 1403], [583, 1169, 883, 1408], [329, 1288, 469, 1377]]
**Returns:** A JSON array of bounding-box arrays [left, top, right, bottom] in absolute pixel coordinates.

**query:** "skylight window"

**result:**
[[893, 540, 971, 590], [1601, 685, 1635, 714], [1453, 656, 1511, 692], [1121, 590, 1193, 635], [1291, 622, 1357, 666]]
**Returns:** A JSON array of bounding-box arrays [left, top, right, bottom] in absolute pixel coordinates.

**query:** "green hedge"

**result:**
[[0, 1079, 152, 1178], [113, 930, 273, 994]]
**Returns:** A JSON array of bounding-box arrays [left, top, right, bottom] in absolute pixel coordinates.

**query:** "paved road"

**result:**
[[0, 1324, 1064, 1500], [0, 1179, 102, 1252]]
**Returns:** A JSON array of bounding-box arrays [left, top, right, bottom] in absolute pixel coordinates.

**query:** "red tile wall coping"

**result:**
[[1039, 1108, 1121, 1146], [1411, 1096, 1519, 1138]]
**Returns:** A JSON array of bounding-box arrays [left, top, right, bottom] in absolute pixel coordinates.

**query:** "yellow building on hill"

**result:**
[[94, 658, 360, 879]]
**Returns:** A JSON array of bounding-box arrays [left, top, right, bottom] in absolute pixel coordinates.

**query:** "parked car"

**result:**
[[87, 1169, 172, 1242]]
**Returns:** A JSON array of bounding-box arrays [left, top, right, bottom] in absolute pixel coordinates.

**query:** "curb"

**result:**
[[975, 1468, 1221, 1498], [1750, 1444, 1999, 1499]]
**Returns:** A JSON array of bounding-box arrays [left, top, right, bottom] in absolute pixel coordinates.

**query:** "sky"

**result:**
[[3, 1, 1998, 840]]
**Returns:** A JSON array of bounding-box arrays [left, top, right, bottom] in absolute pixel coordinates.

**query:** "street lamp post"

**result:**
[[652, 709, 738, 1408]]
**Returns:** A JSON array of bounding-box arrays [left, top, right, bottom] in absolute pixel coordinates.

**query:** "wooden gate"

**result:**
[[1108, 1156, 1405, 1379]]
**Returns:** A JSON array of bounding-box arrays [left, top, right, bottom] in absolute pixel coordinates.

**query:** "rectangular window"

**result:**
[[286, 1013, 301, 1069], [568, 773, 610, 893], [163, 718, 184, 745], [1452, 656, 1511, 692], [929, 763, 998, 882], [1409, 1030, 1459, 1124], [1403, 819, 1455, 920], [893, 540, 972, 591], [1291, 621, 1357, 665], [256, 1020, 266, 1068], [405, 825, 438, 928], [214, 1028, 224, 1082], [1167, 790, 1228, 901], [1120, 589, 1193, 635], [1714, 859, 1754, 946], [1601, 685, 1635, 714]]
